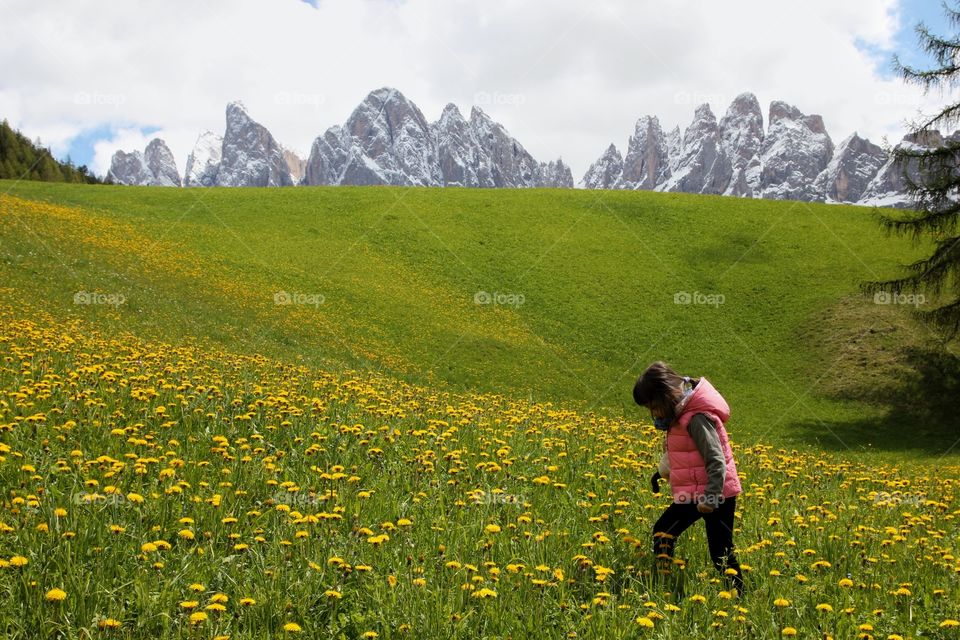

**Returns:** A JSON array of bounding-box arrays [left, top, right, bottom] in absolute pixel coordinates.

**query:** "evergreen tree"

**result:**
[[864, 0, 960, 337], [0, 119, 104, 184]]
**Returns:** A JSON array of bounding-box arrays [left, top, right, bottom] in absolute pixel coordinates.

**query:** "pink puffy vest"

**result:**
[[664, 378, 742, 504]]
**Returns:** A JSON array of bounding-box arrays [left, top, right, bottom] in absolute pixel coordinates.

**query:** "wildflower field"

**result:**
[[1, 184, 959, 638]]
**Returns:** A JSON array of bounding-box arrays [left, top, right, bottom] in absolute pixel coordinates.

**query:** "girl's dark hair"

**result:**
[[633, 361, 698, 423]]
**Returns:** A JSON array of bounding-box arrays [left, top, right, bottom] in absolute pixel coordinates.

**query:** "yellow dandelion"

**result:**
[[45, 588, 67, 602]]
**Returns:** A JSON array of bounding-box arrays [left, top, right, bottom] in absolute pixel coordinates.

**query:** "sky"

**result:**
[[0, 0, 956, 182]]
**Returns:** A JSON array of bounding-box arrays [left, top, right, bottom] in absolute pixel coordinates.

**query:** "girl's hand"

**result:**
[[697, 502, 715, 514]]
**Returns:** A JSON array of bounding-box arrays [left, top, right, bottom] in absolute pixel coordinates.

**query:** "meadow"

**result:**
[[0, 182, 958, 638]]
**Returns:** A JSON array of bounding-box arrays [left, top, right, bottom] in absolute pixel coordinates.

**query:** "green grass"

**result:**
[[1, 179, 956, 461]]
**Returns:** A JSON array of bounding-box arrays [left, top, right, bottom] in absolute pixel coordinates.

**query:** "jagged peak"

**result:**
[[469, 105, 492, 123], [437, 103, 466, 126], [360, 86, 414, 109], [729, 92, 761, 110], [692, 103, 716, 121], [144, 138, 171, 152], [602, 143, 621, 157], [226, 100, 249, 116]]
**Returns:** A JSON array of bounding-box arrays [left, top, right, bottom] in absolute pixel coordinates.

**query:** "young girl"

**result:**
[[633, 361, 745, 595]]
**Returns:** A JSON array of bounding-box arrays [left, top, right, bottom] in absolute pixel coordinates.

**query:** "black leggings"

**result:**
[[652, 495, 743, 591]]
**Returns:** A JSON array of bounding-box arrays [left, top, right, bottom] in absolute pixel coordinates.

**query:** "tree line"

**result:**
[[0, 118, 106, 184]]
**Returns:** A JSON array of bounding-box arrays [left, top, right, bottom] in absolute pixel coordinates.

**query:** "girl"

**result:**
[[633, 361, 745, 595]]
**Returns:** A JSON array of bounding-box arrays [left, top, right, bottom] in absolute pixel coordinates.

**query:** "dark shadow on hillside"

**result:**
[[789, 345, 960, 456]]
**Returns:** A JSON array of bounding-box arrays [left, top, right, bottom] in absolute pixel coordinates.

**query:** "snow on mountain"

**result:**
[[657, 103, 730, 195], [184, 131, 222, 187], [580, 144, 624, 190], [217, 101, 296, 187], [469, 105, 542, 188], [814, 132, 887, 204], [104, 86, 948, 207], [340, 87, 441, 186], [107, 138, 181, 186], [759, 101, 834, 201], [718, 92, 764, 197], [619, 116, 670, 190], [858, 130, 950, 209], [538, 158, 574, 188], [579, 92, 935, 208], [433, 103, 494, 187]]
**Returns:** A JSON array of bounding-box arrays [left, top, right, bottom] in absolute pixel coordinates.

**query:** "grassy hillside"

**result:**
[[2, 181, 960, 639], [1, 180, 955, 460]]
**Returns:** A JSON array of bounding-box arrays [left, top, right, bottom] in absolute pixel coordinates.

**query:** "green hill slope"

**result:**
[[1, 180, 955, 460]]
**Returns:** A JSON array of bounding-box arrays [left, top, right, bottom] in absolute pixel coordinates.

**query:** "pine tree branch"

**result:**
[[877, 201, 960, 237], [918, 297, 960, 339]]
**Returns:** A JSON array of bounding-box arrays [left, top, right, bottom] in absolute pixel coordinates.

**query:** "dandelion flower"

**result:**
[[45, 588, 67, 602], [283, 622, 302, 633]]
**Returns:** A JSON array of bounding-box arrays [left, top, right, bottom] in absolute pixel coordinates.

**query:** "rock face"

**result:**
[[759, 101, 834, 201], [104, 86, 948, 207], [620, 116, 670, 190], [144, 139, 181, 187], [302, 87, 560, 188], [217, 101, 297, 187], [815, 133, 887, 203], [184, 131, 222, 187], [469, 105, 542, 187], [718, 92, 764, 197], [341, 87, 441, 186], [433, 103, 494, 187], [538, 158, 574, 188], [859, 130, 948, 208], [580, 92, 935, 207], [658, 103, 730, 194], [581, 144, 624, 190], [107, 138, 181, 186]]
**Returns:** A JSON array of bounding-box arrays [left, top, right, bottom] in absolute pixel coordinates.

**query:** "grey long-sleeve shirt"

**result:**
[[687, 413, 726, 506]]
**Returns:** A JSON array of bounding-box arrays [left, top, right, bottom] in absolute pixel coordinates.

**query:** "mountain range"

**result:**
[[108, 87, 949, 208]]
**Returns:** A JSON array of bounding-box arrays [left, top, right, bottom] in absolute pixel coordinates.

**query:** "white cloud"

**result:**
[[0, 0, 952, 180]]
